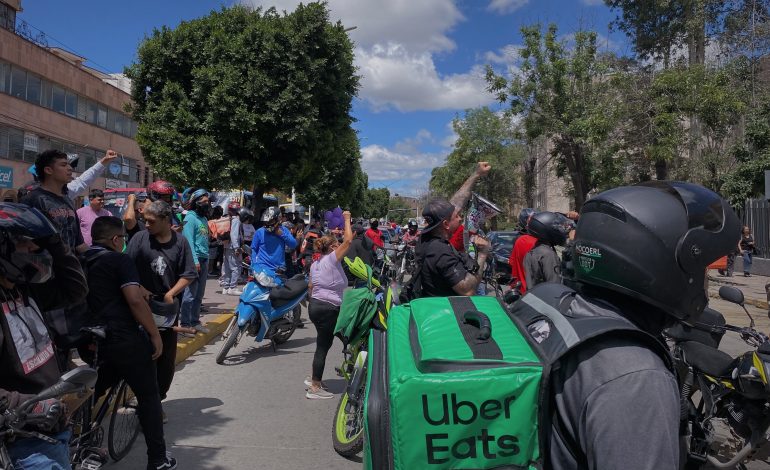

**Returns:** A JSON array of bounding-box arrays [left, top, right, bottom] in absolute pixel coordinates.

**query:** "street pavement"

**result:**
[[105, 275, 770, 469], [109, 281, 359, 470]]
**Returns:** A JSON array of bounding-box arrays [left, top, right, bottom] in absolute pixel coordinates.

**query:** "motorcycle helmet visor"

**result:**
[[639, 181, 737, 275], [641, 181, 725, 232]]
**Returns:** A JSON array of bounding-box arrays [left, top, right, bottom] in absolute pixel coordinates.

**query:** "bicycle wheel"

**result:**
[[107, 381, 140, 461]]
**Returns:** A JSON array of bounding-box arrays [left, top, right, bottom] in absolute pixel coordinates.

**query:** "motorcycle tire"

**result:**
[[270, 306, 299, 345], [216, 316, 243, 364], [332, 377, 367, 457]]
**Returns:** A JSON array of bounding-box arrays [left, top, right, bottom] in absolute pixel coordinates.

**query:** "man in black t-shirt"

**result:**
[[86, 216, 177, 470], [415, 162, 491, 297], [127, 201, 196, 410], [20, 149, 87, 253]]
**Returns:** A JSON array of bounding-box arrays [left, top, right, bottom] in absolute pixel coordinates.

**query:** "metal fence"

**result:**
[[740, 199, 770, 258]]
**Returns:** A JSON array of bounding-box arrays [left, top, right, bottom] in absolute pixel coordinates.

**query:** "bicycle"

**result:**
[[69, 327, 140, 470]]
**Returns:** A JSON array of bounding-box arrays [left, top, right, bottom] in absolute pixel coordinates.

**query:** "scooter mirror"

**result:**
[[719, 286, 745, 305]]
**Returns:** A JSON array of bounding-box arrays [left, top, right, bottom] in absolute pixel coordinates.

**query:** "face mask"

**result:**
[[9, 250, 53, 284], [195, 202, 211, 216]]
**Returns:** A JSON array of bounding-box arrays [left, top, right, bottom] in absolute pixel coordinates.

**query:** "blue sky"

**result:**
[[19, 0, 630, 196]]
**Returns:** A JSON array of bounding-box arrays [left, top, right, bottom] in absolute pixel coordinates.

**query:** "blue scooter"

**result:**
[[215, 272, 308, 364]]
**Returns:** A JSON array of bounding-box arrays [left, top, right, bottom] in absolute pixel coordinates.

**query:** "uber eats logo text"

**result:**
[[421, 393, 520, 464]]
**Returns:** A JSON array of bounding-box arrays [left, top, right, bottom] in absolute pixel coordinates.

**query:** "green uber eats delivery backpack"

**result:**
[[362, 282, 670, 469]]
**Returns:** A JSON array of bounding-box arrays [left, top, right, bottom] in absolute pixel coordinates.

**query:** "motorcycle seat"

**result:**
[[666, 307, 726, 349], [270, 274, 308, 308], [679, 340, 735, 378]]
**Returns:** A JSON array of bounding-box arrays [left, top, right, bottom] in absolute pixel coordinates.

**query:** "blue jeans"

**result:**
[[7, 428, 71, 470], [181, 258, 208, 327], [222, 248, 241, 290], [743, 250, 753, 274]]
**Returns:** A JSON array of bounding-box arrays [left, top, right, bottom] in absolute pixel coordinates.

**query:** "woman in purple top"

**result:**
[[306, 210, 352, 399]]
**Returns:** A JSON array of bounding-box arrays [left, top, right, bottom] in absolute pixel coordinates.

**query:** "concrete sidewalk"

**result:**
[[173, 276, 240, 364], [708, 270, 769, 310]]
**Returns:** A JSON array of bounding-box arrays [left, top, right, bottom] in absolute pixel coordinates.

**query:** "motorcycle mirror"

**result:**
[[718, 286, 745, 305], [21, 366, 97, 411]]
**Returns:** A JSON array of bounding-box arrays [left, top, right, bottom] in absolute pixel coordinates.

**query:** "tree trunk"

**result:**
[[557, 137, 588, 212], [251, 183, 268, 227], [655, 159, 668, 180]]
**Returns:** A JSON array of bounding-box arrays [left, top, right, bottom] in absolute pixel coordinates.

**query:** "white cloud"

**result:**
[[487, 0, 529, 14], [244, 0, 499, 113], [440, 120, 459, 148], [356, 44, 495, 112], [484, 44, 522, 65], [243, 0, 463, 53], [360, 129, 458, 195]]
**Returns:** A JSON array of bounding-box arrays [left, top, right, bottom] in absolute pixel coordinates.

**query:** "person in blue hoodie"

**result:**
[[180, 189, 211, 336], [250, 206, 297, 285]]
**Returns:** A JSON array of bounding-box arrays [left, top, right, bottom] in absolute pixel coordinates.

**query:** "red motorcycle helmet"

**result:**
[[147, 180, 176, 202], [227, 201, 241, 215]]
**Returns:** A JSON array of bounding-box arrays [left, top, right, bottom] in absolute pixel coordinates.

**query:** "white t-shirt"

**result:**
[[242, 223, 256, 242]]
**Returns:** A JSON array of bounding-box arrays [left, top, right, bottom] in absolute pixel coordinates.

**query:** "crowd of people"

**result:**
[[0, 146, 749, 469]]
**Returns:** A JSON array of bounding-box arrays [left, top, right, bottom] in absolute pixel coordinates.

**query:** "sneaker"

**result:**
[[303, 377, 329, 390], [149, 456, 177, 470], [229, 288, 243, 296], [179, 331, 196, 338], [306, 387, 334, 400], [193, 324, 210, 334], [222, 288, 231, 295]]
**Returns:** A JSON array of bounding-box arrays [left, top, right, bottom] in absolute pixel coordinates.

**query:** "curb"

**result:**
[[175, 313, 234, 364], [708, 288, 768, 311]]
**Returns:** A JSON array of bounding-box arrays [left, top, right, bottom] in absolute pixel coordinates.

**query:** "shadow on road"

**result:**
[[164, 397, 231, 470]]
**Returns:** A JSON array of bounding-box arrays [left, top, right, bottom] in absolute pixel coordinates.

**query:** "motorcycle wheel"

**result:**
[[215, 316, 243, 364], [270, 306, 299, 344], [332, 377, 367, 457]]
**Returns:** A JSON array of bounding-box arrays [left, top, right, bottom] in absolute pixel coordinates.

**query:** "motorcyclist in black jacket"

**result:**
[[0, 203, 88, 469]]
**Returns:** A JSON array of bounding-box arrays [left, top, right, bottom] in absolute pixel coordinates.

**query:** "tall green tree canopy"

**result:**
[[486, 25, 621, 211], [362, 188, 390, 219], [430, 107, 523, 217], [126, 3, 359, 206]]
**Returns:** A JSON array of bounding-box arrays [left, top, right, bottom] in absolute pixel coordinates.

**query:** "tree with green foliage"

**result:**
[[362, 188, 390, 219], [721, 96, 770, 206], [387, 197, 416, 225], [486, 25, 622, 211], [126, 4, 359, 213], [430, 107, 524, 219]]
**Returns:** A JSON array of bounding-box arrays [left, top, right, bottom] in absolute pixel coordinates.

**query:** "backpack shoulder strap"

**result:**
[[507, 282, 673, 468]]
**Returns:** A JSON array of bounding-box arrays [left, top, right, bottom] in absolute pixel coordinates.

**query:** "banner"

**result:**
[[465, 193, 502, 235], [0, 166, 13, 189]]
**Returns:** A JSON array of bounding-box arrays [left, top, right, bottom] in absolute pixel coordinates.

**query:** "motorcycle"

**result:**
[[331, 257, 391, 458], [215, 270, 308, 364], [1, 366, 97, 470], [394, 243, 416, 283], [668, 286, 770, 469]]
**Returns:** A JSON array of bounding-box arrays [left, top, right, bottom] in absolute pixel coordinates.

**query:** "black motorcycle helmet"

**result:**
[[0, 203, 59, 284], [238, 208, 254, 223], [570, 181, 740, 322], [518, 208, 536, 232], [528, 211, 568, 246], [408, 220, 418, 230]]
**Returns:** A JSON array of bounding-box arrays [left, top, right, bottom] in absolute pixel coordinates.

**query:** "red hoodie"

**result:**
[[365, 228, 384, 249], [448, 224, 465, 252], [509, 234, 537, 293]]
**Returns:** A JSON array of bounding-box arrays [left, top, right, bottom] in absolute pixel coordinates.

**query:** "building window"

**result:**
[[97, 105, 107, 128], [0, 62, 8, 94], [0, 4, 15, 32], [7, 128, 23, 161], [64, 91, 77, 117], [86, 99, 97, 124], [51, 85, 65, 113], [40, 80, 51, 107], [10, 67, 25, 100], [26, 74, 41, 106], [0, 127, 8, 158]]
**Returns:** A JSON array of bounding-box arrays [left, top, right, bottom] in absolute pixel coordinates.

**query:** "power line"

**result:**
[[15, 19, 118, 76]]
